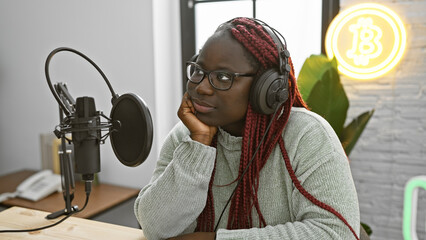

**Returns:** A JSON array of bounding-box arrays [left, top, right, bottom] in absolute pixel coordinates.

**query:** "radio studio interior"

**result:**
[[0, 1, 425, 240]]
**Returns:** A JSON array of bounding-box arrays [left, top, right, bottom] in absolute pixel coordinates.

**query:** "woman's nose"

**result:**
[[195, 74, 214, 95]]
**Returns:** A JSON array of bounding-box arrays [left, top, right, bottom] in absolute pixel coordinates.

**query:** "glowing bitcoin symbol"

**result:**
[[346, 17, 383, 66]]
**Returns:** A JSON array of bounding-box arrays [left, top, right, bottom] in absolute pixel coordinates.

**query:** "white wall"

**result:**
[[0, 1, 182, 189]]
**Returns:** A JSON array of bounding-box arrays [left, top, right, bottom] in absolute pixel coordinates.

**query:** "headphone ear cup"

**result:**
[[250, 69, 289, 115]]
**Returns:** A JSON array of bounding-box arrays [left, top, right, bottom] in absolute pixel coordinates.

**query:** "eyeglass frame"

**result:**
[[186, 61, 257, 91]]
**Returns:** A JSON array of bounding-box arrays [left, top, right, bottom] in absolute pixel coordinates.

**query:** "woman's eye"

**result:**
[[216, 73, 232, 82], [190, 68, 203, 79], [194, 68, 204, 75]]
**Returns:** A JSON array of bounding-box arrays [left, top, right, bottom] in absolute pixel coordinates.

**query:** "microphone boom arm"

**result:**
[[45, 47, 120, 117]]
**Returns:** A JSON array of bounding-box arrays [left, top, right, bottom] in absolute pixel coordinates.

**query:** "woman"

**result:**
[[134, 17, 360, 240]]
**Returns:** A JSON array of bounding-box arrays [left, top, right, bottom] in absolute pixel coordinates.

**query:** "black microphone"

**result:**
[[72, 96, 101, 181]]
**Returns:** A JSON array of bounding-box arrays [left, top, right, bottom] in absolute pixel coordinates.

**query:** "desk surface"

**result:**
[[0, 206, 146, 240], [0, 170, 140, 218]]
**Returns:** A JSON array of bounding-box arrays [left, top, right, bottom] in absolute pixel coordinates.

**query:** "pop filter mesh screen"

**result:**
[[110, 94, 153, 167]]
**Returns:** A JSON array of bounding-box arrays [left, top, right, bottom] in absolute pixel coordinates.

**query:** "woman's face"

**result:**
[[187, 31, 257, 136]]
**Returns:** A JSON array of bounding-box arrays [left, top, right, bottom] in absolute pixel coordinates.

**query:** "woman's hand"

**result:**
[[167, 232, 216, 240], [177, 92, 218, 145]]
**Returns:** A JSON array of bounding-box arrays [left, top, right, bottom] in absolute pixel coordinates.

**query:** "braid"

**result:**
[[288, 57, 309, 109], [196, 17, 308, 231], [231, 18, 278, 69]]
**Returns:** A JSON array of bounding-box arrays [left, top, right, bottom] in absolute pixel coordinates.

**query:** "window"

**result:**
[[180, 0, 339, 92], [194, 1, 253, 51]]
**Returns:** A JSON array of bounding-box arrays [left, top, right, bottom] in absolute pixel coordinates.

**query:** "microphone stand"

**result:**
[[46, 83, 79, 219], [43, 47, 135, 220]]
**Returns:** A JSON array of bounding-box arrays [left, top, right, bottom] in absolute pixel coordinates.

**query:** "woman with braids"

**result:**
[[134, 17, 360, 240]]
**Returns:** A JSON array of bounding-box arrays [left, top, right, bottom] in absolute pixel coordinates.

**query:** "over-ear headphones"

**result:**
[[189, 18, 291, 115]]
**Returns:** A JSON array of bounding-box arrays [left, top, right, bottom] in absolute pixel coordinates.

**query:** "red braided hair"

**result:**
[[197, 17, 358, 240]]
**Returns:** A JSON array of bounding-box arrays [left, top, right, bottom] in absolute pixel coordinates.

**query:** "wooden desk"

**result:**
[[0, 170, 140, 218], [0, 206, 146, 239]]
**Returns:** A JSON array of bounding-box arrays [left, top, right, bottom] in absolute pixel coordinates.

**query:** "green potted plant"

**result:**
[[297, 54, 374, 236]]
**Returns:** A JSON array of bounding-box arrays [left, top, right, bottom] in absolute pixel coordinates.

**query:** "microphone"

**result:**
[[72, 96, 101, 181], [45, 47, 153, 219], [45, 47, 154, 171]]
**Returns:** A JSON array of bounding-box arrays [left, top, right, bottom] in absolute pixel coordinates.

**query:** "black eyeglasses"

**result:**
[[186, 62, 256, 91]]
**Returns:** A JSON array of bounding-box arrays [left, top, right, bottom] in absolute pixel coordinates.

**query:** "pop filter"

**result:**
[[110, 93, 153, 167]]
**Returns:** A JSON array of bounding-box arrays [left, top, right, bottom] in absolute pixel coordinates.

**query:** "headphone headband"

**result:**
[[227, 17, 291, 76]]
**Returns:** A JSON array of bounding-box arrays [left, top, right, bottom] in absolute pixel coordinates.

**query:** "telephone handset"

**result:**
[[0, 170, 62, 202]]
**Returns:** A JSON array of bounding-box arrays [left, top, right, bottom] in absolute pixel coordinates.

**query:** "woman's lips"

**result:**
[[192, 100, 215, 113]]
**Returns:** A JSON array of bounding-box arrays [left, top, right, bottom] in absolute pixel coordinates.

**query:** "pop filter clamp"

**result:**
[[44, 47, 153, 219]]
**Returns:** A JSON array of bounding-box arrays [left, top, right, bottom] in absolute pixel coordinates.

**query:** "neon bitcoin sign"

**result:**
[[325, 3, 406, 80]]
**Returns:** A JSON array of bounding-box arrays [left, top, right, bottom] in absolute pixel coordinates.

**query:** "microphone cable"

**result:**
[[0, 188, 91, 233], [45, 47, 119, 117]]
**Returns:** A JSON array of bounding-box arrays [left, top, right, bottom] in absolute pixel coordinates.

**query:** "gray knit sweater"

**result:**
[[134, 107, 360, 240]]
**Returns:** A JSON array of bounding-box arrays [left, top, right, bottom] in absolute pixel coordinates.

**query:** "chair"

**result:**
[[360, 225, 370, 240]]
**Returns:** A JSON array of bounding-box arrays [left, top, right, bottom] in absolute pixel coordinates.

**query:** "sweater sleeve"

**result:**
[[134, 123, 216, 240], [216, 111, 360, 240]]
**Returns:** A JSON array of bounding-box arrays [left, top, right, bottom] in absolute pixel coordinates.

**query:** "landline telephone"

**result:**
[[0, 169, 62, 202]]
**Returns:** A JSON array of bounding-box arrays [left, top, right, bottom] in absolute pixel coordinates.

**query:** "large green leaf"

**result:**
[[305, 68, 349, 136], [297, 55, 338, 102], [340, 109, 375, 156], [361, 222, 373, 236]]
